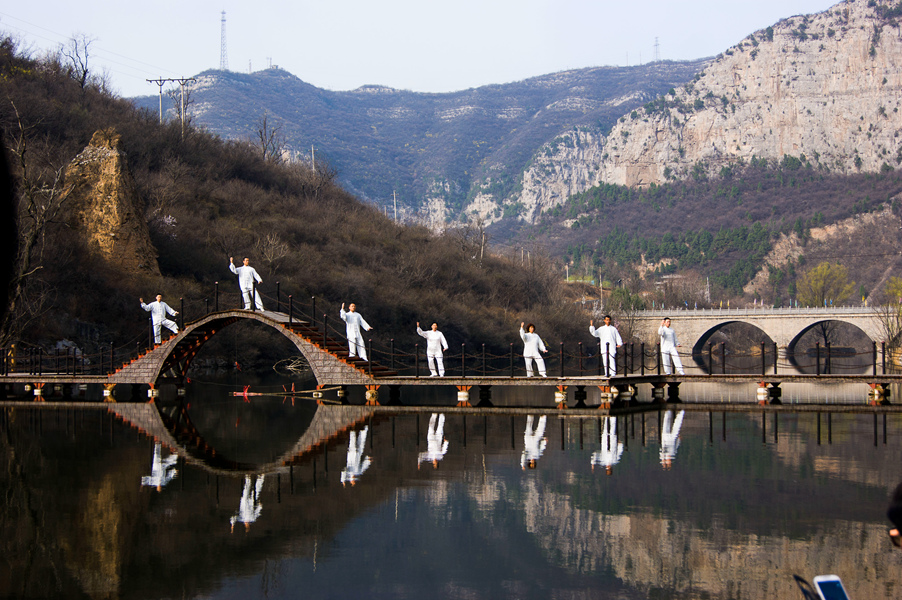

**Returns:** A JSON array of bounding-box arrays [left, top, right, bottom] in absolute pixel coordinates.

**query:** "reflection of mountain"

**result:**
[[515, 478, 892, 599], [1, 405, 899, 599]]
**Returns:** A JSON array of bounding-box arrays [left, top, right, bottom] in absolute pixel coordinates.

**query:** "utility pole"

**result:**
[[146, 78, 167, 124], [311, 145, 316, 172], [146, 77, 195, 132], [393, 190, 397, 222], [175, 77, 196, 139]]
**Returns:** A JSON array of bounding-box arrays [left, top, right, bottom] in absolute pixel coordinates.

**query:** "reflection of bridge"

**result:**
[[632, 308, 883, 352], [110, 401, 376, 477]]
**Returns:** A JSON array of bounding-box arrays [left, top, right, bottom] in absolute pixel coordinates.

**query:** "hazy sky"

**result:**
[[2, 0, 839, 98]]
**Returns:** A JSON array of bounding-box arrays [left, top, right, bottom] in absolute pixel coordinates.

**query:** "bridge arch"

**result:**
[[109, 310, 375, 387], [786, 319, 874, 372]]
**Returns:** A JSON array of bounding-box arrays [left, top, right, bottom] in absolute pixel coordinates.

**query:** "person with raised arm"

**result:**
[[229, 256, 264, 310], [589, 315, 623, 376], [340, 302, 372, 361], [417, 322, 449, 377], [519, 322, 547, 377], [140, 294, 179, 344]]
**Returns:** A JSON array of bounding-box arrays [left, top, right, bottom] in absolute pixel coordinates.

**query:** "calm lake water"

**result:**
[[2, 380, 901, 599]]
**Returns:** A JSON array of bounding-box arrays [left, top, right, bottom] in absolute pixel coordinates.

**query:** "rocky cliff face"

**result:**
[[504, 0, 902, 223], [64, 129, 160, 275]]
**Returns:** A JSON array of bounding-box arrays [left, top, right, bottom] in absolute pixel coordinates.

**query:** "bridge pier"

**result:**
[[555, 385, 568, 409], [868, 382, 892, 405], [756, 382, 782, 405], [651, 382, 667, 403], [365, 385, 380, 406], [476, 385, 493, 407], [598, 385, 614, 408], [456, 385, 472, 407], [614, 384, 634, 406], [387, 385, 402, 406], [337, 386, 348, 404], [573, 386, 587, 408]]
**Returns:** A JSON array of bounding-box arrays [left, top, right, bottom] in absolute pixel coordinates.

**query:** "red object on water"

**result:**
[[242, 385, 250, 403]]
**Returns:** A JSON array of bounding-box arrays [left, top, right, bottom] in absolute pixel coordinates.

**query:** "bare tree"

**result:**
[[60, 33, 95, 89], [254, 232, 289, 276], [255, 111, 284, 163], [0, 102, 71, 345], [166, 82, 194, 136]]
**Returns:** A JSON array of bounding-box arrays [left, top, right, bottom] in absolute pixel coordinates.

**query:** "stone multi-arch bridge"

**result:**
[[630, 307, 885, 356]]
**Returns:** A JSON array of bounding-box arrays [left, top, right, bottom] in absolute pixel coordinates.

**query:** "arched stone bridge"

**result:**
[[109, 309, 393, 387], [631, 307, 884, 353]]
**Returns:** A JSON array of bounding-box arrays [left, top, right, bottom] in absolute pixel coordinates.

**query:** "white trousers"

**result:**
[[524, 356, 546, 377], [662, 347, 684, 375], [427, 354, 445, 376], [348, 333, 368, 361], [153, 319, 178, 344], [241, 288, 264, 311], [601, 351, 617, 377]]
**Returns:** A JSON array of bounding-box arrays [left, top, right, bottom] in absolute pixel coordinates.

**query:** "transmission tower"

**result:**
[[654, 37, 660, 62], [220, 11, 229, 71]]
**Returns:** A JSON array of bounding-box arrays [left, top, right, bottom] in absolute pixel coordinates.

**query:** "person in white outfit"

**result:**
[[140, 294, 179, 344], [589, 315, 623, 376], [591, 417, 624, 475], [229, 257, 264, 310], [418, 413, 449, 469], [417, 322, 449, 376], [660, 410, 685, 469], [340, 302, 372, 361], [230, 474, 265, 532], [521, 415, 547, 469], [140, 442, 178, 491], [519, 322, 547, 377], [341, 426, 372, 486], [658, 318, 685, 375]]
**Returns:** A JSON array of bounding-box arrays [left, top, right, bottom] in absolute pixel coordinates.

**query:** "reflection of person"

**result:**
[[140, 294, 179, 344], [341, 426, 372, 486], [340, 302, 372, 361], [590, 417, 623, 475], [660, 410, 685, 469], [229, 257, 264, 310], [418, 413, 449, 469], [230, 475, 264, 533], [140, 442, 178, 491], [658, 317, 685, 375], [888, 482, 902, 548], [521, 415, 547, 469], [590, 315, 623, 376], [519, 322, 548, 377], [417, 322, 449, 377]]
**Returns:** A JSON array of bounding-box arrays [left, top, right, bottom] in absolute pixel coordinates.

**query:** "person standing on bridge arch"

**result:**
[[229, 257, 264, 311], [520, 322, 548, 377], [658, 317, 686, 375], [417, 322, 449, 376], [140, 294, 179, 344], [341, 302, 372, 361], [590, 315, 622, 376]]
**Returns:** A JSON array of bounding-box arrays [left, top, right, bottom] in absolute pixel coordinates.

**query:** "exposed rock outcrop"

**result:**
[[502, 0, 902, 223], [64, 129, 160, 275]]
